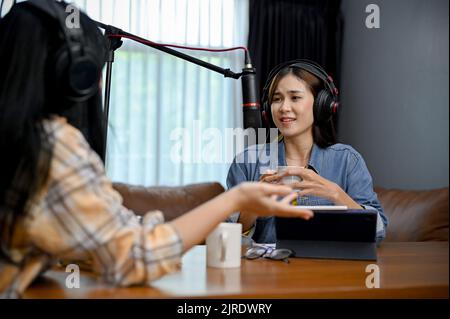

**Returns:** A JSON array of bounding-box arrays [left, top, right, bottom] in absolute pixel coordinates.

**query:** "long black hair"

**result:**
[[0, 2, 107, 234]]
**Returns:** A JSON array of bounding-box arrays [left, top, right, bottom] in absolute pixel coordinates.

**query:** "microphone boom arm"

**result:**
[[93, 19, 253, 162], [94, 20, 242, 79]]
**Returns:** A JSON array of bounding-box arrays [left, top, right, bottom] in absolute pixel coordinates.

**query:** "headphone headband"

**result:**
[[262, 59, 338, 104]]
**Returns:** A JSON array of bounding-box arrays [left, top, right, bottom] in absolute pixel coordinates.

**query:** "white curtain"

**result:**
[[72, 0, 249, 187]]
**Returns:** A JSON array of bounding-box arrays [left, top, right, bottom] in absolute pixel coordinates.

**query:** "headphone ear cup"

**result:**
[[54, 46, 100, 102], [314, 90, 334, 124]]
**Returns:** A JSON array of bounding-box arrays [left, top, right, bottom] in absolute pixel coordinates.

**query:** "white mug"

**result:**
[[206, 223, 242, 268]]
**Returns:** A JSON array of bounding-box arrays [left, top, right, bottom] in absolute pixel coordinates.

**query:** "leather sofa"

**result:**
[[113, 182, 225, 222], [113, 182, 449, 242], [375, 187, 448, 241]]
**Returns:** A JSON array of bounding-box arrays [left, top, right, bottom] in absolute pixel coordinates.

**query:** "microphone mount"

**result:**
[[93, 20, 245, 161]]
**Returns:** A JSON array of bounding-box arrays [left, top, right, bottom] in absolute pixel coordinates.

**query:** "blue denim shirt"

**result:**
[[226, 141, 388, 243]]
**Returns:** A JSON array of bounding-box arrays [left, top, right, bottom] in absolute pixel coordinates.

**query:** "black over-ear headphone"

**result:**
[[24, 0, 101, 103], [261, 59, 339, 127]]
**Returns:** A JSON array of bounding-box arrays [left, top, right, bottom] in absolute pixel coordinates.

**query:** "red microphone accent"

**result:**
[[332, 102, 339, 113], [242, 102, 260, 108]]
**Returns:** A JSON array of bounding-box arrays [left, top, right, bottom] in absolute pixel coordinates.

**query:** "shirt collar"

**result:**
[[308, 143, 323, 174]]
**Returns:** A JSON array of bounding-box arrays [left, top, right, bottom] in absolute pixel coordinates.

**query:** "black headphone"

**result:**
[[261, 59, 339, 128], [24, 0, 101, 103]]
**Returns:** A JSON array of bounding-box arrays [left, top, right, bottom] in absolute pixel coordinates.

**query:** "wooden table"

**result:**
[[24, 242, 449, 299]]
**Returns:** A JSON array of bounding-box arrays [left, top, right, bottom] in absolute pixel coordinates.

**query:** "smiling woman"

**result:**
[[267, 64, 337, 148], [270, 73, 317, 147], [227, 60, 389, 244]]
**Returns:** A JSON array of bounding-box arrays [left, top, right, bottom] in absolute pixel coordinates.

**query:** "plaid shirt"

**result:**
[[0, 116, 183, 298]]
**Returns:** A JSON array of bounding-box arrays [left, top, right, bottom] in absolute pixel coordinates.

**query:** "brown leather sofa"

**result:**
[[375, 187, 448, 242], [113, 182, 225, 222], [113, 182, 449, 242]]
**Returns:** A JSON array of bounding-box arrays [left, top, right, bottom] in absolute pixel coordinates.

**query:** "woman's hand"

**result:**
[[259, 169, 282, 184], [279, 167, 340, 201], [279, 167, 361, 209], [232, 182, 313, 219], [171, 182, 312, 252]]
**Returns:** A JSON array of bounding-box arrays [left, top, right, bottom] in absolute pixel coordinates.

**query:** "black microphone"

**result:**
[[241, 53, 262, 130]]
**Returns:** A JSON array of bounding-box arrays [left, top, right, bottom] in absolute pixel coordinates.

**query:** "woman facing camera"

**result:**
[[227, 60, 388, 243], [0, 1, 312, 298]]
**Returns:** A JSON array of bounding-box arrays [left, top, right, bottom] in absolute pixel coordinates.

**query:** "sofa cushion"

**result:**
[[113, 182, 225, 221], [375, 187, 449, 242]]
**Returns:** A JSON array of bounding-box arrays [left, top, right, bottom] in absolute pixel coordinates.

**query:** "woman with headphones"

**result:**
[[0, 2, 313, 298], [227, 60, 388, 244]]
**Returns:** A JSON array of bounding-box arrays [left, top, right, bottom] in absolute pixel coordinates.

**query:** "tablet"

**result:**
[[294, 205, 348, 210], [275, 209, 378, 260]]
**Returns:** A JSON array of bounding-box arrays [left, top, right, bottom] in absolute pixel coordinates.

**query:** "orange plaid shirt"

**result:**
[[0, 116, 183, 298]]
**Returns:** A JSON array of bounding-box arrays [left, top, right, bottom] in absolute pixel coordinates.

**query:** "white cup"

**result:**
[[277, 165, 302, 184], [206, 223, 242, 268]]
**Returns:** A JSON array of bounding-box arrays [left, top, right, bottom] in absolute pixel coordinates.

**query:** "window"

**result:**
[[72, 0, 249, 186]]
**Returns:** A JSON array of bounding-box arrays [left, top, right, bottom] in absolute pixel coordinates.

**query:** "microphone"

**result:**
[[241, 53, 262, 130]]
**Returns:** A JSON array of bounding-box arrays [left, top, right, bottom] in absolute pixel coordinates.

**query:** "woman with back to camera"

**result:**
[[227, 60, 388, 243], [0, 1, 313, 298]]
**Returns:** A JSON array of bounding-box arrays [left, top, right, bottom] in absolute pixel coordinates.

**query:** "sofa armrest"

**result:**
[[112, 182, 225, 221], [375, 187, 449, 242]]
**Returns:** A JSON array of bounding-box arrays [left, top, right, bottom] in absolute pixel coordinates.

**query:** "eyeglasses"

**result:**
[[241, 234, 294, 263], [243, 246, 294, 263]]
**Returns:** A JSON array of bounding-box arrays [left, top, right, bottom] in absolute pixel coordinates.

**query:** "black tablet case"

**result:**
[[275, 210, 378, 261]]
